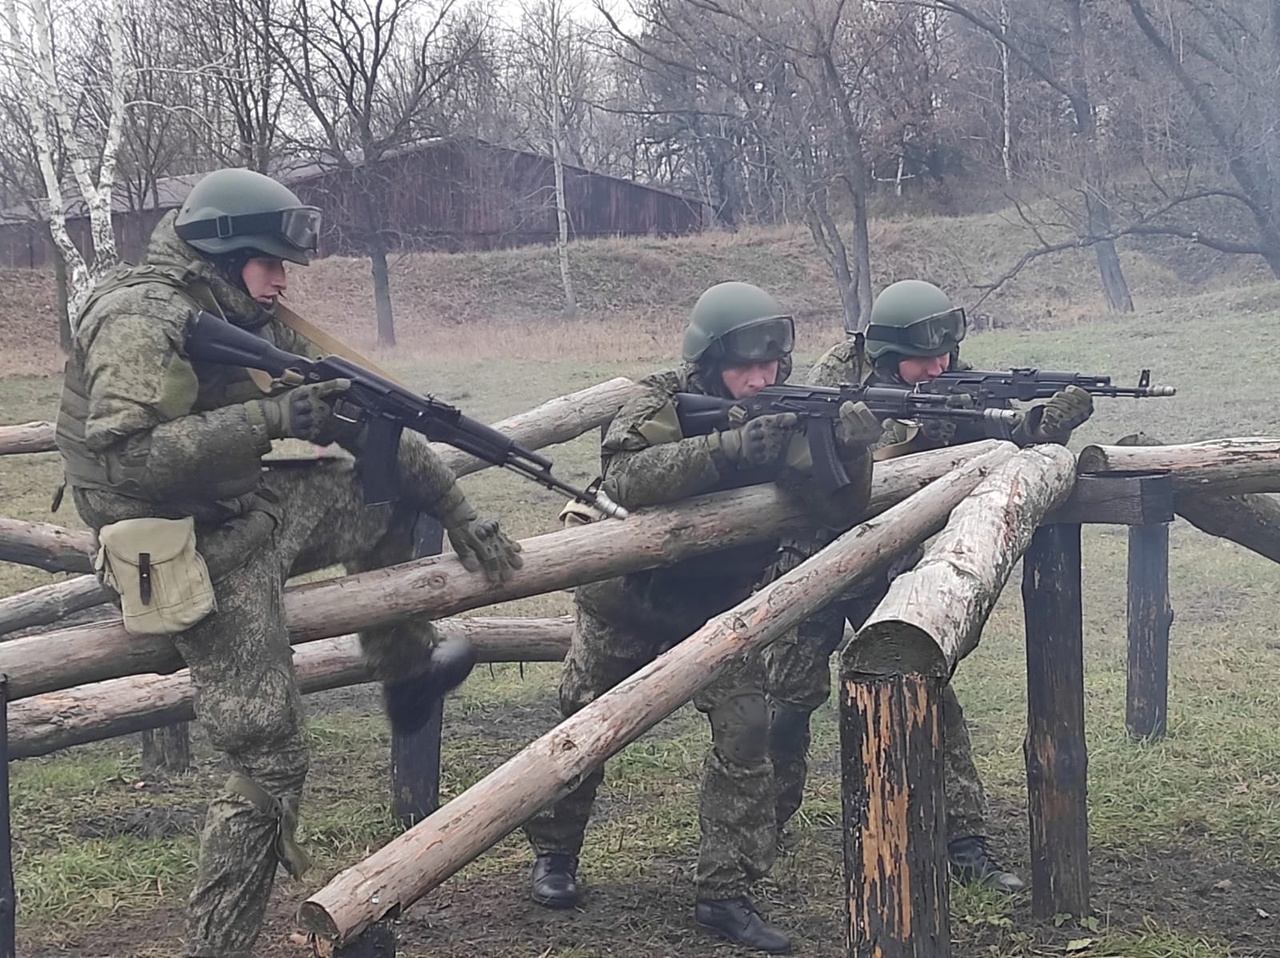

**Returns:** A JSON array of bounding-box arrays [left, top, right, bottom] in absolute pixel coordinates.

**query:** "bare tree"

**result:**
[[267, 0, 483, 345]]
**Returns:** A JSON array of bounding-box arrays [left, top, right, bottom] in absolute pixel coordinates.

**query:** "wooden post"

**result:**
[[1126, 521, 1172, 740], [0, 679, 13, 958], [141, 723, 192, 775], [313, 922, 395, 958], [841, 672, 948, 958], [391, 514, 446, 828], [1022, 522, 1089, 919]]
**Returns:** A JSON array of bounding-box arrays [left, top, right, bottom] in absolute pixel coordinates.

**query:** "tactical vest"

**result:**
[[56, 263, 266, 503]]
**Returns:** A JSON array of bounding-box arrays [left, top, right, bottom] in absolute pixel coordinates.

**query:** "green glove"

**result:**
[[920, 392, 974, 445], [1025, 385, 1094, 443], [248, 379, 351, 442], [835, 400, 883, 447], [717, 412, 800, 468], [436, 485, 524, 583]]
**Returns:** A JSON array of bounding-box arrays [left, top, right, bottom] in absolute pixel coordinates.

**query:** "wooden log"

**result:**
[[1023, 523, 1089, 918], [141, 724, 192, 775], [295, 444, 1018, 946], [1127, 521, 1172, 740], [849, 445, 1079, 676], [1114, 433, 1280, 563], [0, 575, 110, 636], [0, 518, 92, 574], [1077, 437, 1280, 495], [841, 672, 948, 958], [0, 681, 13, 958], [1044, 473, 1174, 526], [0, 440, 1013, 700], [8, 617, 573, 759], [0, 421, 54, 456]]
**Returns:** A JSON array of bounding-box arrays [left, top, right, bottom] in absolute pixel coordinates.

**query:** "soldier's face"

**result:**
[[720, 360, 779, 399], [897, 352, 951, 385], [241, 256, 288, 305]]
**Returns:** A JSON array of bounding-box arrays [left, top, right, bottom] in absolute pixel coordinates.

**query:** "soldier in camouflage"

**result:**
[[766, 280, 1093, 894], [522, 281, 883, 954], [54, 169, 522, 958]]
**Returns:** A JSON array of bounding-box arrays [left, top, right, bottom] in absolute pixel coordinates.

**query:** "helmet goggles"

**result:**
[[714, 316, 795, 364], [177, 207, 323, 254], [868, 306, 966, 354]]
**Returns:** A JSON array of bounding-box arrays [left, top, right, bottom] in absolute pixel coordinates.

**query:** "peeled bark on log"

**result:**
[[848, 445, 1078, 676], [1077, 437, 1280, 495], [0, 518, 92, 574], [296, 444, 1018, 946], [0, 576, 110, 636], [1, 441, 1013, 700], [8, 617, 572, 759], [0, 422, 55, 456], [1115, 433, 1280, 564]]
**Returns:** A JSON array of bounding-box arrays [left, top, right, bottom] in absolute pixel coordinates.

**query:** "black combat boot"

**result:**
[[695, 896, 791, 953], [948, 835, 1026, 893], [530, 853, 580, 908], [382, 637, 477, 735]]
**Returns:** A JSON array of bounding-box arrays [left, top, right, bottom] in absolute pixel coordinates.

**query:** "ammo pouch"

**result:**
[[95, 516, 216, 635]]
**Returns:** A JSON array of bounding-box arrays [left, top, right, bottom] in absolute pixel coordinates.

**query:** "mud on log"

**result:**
[[9, 617, 573, 759], [840, 446, 1077, 958], [0, 441, 1013, 700], [295, 444, 1018, 948]]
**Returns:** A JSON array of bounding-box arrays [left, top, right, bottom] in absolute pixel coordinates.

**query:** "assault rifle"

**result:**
[[927, 367, 1177, 403], [184, 310, 627, 518], [674, 384, 1022, 493]]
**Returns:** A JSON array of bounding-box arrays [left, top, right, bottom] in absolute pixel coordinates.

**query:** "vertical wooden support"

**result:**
[[141, 722, 192, 775], [314, 921, 395, 957], [1022, 523, 1089, 919], [1126, 521, 1172, 740], [391, 514, 445, 828], [0, 679, 14, 958], [841, 671, 949, 958]]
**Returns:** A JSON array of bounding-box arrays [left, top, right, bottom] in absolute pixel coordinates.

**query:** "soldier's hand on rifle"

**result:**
[[436, 486, 524, 583], [249, 379, 351, 443], [835, 400, 882, 447], [1027, 385, 1093, 442], [718, 412, 800, 468], [920, 392, 973, 445]]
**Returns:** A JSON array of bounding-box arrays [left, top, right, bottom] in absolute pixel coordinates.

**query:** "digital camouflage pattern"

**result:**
[[523, 360, 873, 900], [57, 212, 466, 958], [765, 338, 991, 839]]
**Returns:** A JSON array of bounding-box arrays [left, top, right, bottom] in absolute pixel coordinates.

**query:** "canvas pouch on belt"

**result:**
[[95, 516, 216, 635]]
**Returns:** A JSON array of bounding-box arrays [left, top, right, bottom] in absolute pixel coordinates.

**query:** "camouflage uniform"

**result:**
[[523, 361, 873, 900], [55, 212, 470, 958], [764, 339, 989, 839]]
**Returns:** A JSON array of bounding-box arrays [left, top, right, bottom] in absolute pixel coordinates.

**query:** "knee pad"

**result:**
[[709, 693, 769, 765]]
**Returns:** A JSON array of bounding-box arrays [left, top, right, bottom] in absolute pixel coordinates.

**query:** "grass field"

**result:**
[[0, 236, 1278, 956]]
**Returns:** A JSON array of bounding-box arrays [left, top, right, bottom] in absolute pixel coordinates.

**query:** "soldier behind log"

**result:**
[[765, 279, 1094, 893], [53, 168, 522, 958], [522, 281, 883, 953]]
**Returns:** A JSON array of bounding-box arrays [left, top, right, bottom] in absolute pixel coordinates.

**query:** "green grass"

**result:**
[[3, 277, 1279, 955]]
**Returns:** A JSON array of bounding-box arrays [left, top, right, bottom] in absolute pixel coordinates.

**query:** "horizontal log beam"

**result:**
[[1044, 473, 1174, 526], [0, 422, 55, 456], [296, 444, 1019, 945], [2, 440, 1013, 700], [0, 518, 93, 574], [0, 576, 110, 636], [1077, 437, 1280, 495], [9, 617, 572, 759]]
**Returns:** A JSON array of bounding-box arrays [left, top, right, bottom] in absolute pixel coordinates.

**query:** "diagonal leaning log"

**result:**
[[295, 443, 1018, 948], [0, 440, 1013, 700]]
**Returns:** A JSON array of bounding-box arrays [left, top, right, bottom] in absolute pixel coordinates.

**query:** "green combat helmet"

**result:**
[[175, 169, 322, 266], [682, 281, 795, 365], [865, 280, 967, 360]]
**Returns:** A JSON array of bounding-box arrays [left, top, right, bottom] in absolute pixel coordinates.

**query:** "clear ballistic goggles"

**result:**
[[177, 206, 323, 253], [867, 306, 967, 353], [716, 315, 796, 363]]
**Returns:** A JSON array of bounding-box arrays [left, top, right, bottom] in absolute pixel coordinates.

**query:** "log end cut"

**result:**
[[843, 621, 950, 678]]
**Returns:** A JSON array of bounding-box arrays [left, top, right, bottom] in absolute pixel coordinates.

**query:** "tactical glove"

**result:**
[[1021, 385, 1093, 443], [436, 485, 523, 583], [717, 412, 800, 468], [248, 379, 351, 443], [835, 401, 883, 447], [920, 393, 974, 445]]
